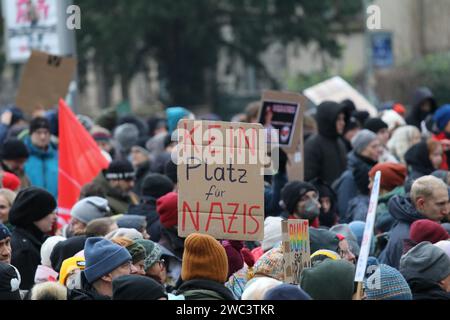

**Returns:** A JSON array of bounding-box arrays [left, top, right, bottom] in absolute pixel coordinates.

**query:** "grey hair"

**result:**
[[411, 175, 448, 203]]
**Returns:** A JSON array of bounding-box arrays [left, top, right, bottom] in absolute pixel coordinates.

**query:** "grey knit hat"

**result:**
[[114, 123, 139, 151], [139, 240, 162, 272], [71, 197, 110, 224], [351, 129, 378, 155], [400, 241, 450, 283]]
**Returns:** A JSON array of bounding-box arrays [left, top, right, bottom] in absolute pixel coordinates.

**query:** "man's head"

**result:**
[[70, 197, 110, 235], [411, 176, 449, 222], [0, 224, 12, 264], [85, 217, 118, 238], [364, 118, 390, 146], [105, 160, 135, 193], [130, 146, 150, 168], [281, 181, 320, 223], [351, 129, 382, 161], [29, 117, 51, 149], [8, 187, 57, 233], [1, 139, 29, 172], [83, 237, 132, 297]]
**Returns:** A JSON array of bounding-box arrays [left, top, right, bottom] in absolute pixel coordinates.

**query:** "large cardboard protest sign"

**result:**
[[176, 120, 265, 241], [303, 76, 377, 117], [282, 219, 311, 284], [16, 50, 77, 114]]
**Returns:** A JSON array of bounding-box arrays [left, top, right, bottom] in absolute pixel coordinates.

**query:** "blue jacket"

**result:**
[[24, 137, 58, 198]]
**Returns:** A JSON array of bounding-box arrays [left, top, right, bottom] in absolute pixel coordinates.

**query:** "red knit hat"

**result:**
[[410, 220, 449, 244], [369, 163, 407, 191], [2, 172, 20, 191], [156, 192, 178, 229]]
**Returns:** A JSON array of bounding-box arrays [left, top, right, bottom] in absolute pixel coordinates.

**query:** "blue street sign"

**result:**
[[371, 32, 394, 68]]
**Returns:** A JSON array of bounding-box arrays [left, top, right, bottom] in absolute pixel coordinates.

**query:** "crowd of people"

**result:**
[[0, 86, 450, 301]]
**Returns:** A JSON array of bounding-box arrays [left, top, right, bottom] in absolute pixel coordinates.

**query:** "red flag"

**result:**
[[57, 99, 110, 227]]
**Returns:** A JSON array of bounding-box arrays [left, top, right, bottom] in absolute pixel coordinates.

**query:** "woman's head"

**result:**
[[0, 189, 16, 224], [387, 126, 421, 163], [428, 139, 443, 170]]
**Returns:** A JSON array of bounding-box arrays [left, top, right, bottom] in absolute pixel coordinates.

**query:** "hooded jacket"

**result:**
[[379, 196, 425, 269], [304, 102, 348, 185], [23, 137, 58, 198], [133, 161, 153, 195], [406, 87, 437, 129], [334, 152, 377, 222]]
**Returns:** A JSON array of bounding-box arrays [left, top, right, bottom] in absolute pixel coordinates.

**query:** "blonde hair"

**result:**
[[0, 188, 16, 206], [387, 126, 421, 164], [411, 175, 447, 203], [30, 282, 68, 300]]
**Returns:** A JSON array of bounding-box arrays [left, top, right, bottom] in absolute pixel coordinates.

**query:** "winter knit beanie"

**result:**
[[114, 123, 139, 152], [50, 236, 87, 273], [1, 138, 29, 160], [70, 197, 110, 224], [300, 259, 355, 300], [117, 215, 146, 232], [309, 228, 340, 254], [105, 160, 135, 181], [263, 284, 312, 300], [369, 163, 407, 191], [0, 263, 21, 300], [400, 241, 450, 283], [126, 242, 146, 264], [351, 129, 378, 155], [364, 264, 412, 300], [181, 233, 229, 283], [364, 118, 388, 134], [253, 243, 284, 282], [0, 223, 11, 241], [433, 104, 450, 132], [40, 236, 67, 267], [222, 240, 244, 278], [140, 240, 162, 272], [141, 173, 174, 199], [262, 216, 283, 252], [105, 228, 143, 241], [8, 187, 57, 227], [156, 192, 178, 229], [281, 181, 317, 215], [29, 117, 50, 135], [410, 220, 449, 244], [83, 237, 132, 284], [241, 277, 282, 300], [59, 256, 85, 286], [112, 275, 167, 300], [434, 240, 450, 258], [2, 172, 20, 191], [166, 107, 191, 134]]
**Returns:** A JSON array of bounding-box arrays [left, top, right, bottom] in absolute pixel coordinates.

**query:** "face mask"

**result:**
[[297, 199, 320, 221]]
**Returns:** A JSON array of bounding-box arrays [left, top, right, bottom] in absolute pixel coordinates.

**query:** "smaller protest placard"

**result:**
[[282, 219, 311, 284], [16, 50, 77, 114]]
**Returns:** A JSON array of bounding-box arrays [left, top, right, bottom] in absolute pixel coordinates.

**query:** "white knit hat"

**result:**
[[262, 216, 283, 252], [40, 236, 66, 267]]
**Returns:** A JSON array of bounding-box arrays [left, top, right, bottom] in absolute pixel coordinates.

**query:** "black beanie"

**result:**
[[141, 173, 174, 199], [364, 118, 388, 134], [29, 117, 51, 135], [112, 275, 167, 300], [281, 181, 317, 215], [50, 236, 87, 272], [0, 263, 21, 300], [1, 138, 29, 160], [164, 160, 177, 184], [8, 187, 56, 227], [105, 160, 135, 180]]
